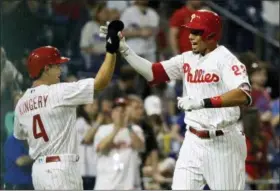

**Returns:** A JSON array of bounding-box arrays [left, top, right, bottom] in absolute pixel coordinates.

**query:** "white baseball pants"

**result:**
[[32, 154, 83, 190], [172, 128, 247, 190]]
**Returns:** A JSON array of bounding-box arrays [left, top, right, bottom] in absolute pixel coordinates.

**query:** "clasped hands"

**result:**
[[100, 20, 129, 54]]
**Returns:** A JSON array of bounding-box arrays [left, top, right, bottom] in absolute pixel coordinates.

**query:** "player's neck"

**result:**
[[202, 44, 218, 56], [32, 79, 52, 87]]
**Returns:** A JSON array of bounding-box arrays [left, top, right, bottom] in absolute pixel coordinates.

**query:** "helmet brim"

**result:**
[[181, 22, 204, 31], [54, 56, 70, 65]]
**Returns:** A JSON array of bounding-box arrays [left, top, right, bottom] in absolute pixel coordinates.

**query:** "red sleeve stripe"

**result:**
[[148, 62, 170, 86]]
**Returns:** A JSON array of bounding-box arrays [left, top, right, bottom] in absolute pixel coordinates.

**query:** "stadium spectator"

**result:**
[[150, 82, 177, 121], [80, 2, 109, 73], [271, 98, 280, 136], [168, 0, 203, 55], [76, 100, 103, 189], [242, 107, 269, 190], [239, 52, 274, 141], [126, 95, 159, 189], [120, 0, 160, 98], [262, 0, 279, 65], [249, 62, 274, 141], [98, 65, 138, 101], [2, 0, 45, 61], [120, 0, 159, 62], [143, 95, 174, 189], [107, 1, 131, 20], [1, 47, 23, 97], [1, 47, 23, 141], [4, 92, 22, 137], [2, 135, 33, 190], [13, 49, 32, 91], [94, 98, 145, 189], [99, 98, 113, 125]]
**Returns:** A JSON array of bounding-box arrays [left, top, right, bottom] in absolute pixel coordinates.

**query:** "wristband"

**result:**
[[203, 96, 222, 108]]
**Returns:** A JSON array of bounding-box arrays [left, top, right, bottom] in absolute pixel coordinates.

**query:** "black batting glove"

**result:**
[[106, 30, 120, 53], [108, 20, 124, 33]]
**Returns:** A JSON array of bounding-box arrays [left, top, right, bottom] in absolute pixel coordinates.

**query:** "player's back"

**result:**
[[14, 79, 94, 159]]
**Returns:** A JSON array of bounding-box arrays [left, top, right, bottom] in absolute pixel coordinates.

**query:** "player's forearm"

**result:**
[[129, 130, 145, 151], [94, 53, 116, 91], [120, 43, 154, 81], [203, 88, 251, 108], [16, 155, 34, 167], [96, 128, 119, 153]]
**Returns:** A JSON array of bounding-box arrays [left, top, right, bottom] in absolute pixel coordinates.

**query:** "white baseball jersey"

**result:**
[[13, 78, 94, 159], [94, 124, 144, 190], [160, 45, 250, 130]]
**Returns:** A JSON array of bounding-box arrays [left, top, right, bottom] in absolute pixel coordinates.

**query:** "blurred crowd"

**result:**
[[1, 0, 279, 190]]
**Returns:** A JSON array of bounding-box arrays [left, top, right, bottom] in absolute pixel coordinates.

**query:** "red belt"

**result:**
[[46, 156, 61, 163], [189, 127, 224, 139]]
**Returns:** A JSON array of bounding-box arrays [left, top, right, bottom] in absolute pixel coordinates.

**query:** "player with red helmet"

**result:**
[[101, 10, 252, 190], [13, 21, 123, 190]]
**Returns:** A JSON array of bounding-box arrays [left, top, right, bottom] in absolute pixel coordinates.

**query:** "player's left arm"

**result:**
[[203, 59, 252, 108]]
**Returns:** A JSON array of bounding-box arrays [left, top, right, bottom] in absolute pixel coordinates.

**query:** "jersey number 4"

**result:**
[[32, 114, 49, 142]]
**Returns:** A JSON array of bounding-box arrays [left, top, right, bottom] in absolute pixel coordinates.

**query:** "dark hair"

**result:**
[[238, 52, 267, 76], [76, 105, 91, 125], [31, 68, 45, 80], [119, 65, 136, 81]]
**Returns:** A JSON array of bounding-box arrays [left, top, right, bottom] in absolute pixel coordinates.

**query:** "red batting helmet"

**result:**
[[183, 10, 222, 41], [27, 46, 70, 78]]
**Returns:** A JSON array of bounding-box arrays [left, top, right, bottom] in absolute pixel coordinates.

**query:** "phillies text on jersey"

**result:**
[[161, 45, 250, 130]]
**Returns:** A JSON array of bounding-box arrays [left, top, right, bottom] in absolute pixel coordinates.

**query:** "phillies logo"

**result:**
[[183, 63, 220, 83]]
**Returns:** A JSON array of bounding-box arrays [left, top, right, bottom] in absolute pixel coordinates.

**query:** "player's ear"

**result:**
[[43, 65, 50, 75]]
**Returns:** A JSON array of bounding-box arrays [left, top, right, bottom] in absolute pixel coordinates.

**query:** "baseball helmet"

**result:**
[[27, 46, 70, 78], [183, 10, 222, 41]]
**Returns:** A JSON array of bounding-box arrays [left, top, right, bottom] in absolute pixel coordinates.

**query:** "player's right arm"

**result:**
[[118, 35, 183, 86]]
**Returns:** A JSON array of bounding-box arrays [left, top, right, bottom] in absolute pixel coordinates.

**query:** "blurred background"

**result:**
[[0, 0, 279, 190]]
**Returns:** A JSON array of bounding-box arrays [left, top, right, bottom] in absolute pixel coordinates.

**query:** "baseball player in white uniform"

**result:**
[[100, 10, 252, 190], [13, 21, 123, 190]]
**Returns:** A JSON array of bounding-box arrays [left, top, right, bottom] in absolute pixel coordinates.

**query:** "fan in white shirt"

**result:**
[[94, 97, 145, 190]]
